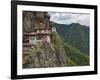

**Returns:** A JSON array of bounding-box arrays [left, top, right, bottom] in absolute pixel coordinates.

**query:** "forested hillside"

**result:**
[[54, 23, 89, 55]]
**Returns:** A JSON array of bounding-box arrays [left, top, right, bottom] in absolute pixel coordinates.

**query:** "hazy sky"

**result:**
[[48, 12, 90, 26]]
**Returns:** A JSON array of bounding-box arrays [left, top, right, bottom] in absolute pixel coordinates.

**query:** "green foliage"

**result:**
[[53, 32, 63, 48], [65, 56, 77, 66], [54, 23, 90, 66], [54, 23, 89, 55], [53, 32, 78, 66], [64, 43, 89, 66], [51, 31, 89, 66]]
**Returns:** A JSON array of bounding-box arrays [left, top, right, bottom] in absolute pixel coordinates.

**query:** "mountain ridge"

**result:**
[[54, 22, 89, 55]]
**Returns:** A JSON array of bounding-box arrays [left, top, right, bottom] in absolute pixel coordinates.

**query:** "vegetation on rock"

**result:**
[[23, 32, 66, 68]]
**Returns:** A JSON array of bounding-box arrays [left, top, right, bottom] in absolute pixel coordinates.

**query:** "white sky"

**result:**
[[48, 12, 90, 26]]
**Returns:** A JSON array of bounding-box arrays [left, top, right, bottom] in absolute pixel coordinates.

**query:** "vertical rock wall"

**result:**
[[23, 11, 66, 68]]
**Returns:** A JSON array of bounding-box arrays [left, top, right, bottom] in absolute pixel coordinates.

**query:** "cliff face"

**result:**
[[22, 11, 66, 68], [23, 41, 66, 68]]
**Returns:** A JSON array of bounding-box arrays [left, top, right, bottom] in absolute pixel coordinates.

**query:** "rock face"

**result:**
[[22, 11, 66, 68], [23, 42, 66, 68]]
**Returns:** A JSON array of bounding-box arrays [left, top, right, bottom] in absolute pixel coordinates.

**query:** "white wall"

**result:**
[[0, 0, 99, 80]]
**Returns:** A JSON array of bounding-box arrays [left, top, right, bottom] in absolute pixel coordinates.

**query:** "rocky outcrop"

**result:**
[[23, 41, 66, 68], [22, 11, 66, 68]]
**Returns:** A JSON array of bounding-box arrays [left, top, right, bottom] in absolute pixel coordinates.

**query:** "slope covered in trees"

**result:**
[[54, 23, 89, 55]]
